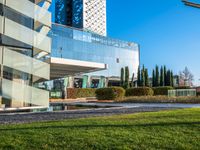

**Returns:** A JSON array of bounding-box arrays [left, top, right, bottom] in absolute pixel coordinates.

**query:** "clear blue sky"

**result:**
[[107, 0, 200, 85]]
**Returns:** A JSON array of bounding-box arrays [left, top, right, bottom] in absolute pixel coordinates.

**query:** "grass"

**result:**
[[0, 108, 200, 150], [120, 96, 200, 103]]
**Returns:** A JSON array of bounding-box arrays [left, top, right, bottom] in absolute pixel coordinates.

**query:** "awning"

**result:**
[[50, 57, 107, 79]]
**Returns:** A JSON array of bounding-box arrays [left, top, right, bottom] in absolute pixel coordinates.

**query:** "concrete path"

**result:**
[[0, 103, 199, 124]]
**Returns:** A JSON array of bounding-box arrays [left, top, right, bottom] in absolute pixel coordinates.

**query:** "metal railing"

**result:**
[[168, 89, 197, 97]]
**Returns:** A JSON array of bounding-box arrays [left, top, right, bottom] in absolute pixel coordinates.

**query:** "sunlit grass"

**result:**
[[0, 108, 199, 150]]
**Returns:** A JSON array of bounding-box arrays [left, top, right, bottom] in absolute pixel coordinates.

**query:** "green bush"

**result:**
[[153, 86, 174, 96], [67, 88, 96, 99], [126, 87, 154, 97], [112, 87, 125, 100], [95, 87, 125, 100]]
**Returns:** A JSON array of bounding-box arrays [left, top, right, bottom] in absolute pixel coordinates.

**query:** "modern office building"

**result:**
[[49, 24, 139, 91], [0, 0, 140, 108], [52, 0, 107, 36], [0, 0, 52, 109]]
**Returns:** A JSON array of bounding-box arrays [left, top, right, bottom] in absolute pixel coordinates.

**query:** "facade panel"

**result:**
[[83, 0, 106, 36], [3, 48, 50, 80], [0, 0, 51, 27], [1, 16, 51, 53]]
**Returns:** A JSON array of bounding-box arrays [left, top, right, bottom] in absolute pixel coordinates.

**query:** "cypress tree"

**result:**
[[120, 68, 124, 87], [166, 70, 171, 86], [164, 65, 167, 86], [141, 65, 145, 87], [152, 69, 155, 87], [171, 71, 174, 87], [137, 66, 141, 87], [124, 66, 130, 89], [145, 69, 149, 87], [155, 65, 160, 87], [131, 73, 135, 87], [160, 66, 164, 86]]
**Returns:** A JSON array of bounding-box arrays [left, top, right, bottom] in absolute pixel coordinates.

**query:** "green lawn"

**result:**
[[0, 108, 200, 150]]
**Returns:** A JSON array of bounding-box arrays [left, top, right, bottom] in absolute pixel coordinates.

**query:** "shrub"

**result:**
[[153, 86, 174, 96], [174, 86, 192, 89], [67, 88, 96, 99], [96, 88, 115, 100], [111, 87, 125, 101], [125, 87, 154, 97], [95, 87, 125, 100], [120, 96, 200, 104]]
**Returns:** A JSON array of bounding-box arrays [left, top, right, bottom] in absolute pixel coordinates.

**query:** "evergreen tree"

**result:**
[[131, 73, 135, 87], [152, 69, 155, 87], [164, 65, 167, 86], [155, 65, 160, 87], [137, 66, 141, 87], [171, 71, 174, 87], [145, 69, 149, 87], [141, 65, 145, 87], [120, 68, 124, 87], [124, 66, 130, 89], [160, 66, 164, 86], [166, 70, 171, 86]]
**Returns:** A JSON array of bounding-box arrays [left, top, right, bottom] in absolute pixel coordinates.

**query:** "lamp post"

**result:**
[[182, 0, 200, 8]]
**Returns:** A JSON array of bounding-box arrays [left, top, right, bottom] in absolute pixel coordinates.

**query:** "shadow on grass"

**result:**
[[0, 121, 199, 131]]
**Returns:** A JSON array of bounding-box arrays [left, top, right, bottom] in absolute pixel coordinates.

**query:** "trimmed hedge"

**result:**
[[153, 86, 174, 96], [126, 87, 154, 97], [175, 86, 192, 89], [67, 88, 96, 99], [95, 87, 125, 100]]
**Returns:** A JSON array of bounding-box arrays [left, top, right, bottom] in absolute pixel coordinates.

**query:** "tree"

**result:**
[[152, 69, 155, 87], [124, 66, 130, 89], [166, 70, 171, 86], [160, 66, 164, 86], [120, 68, 124, 87], [145, 69, 149, 87], [137, 66, 141, 87], [171, 71, 174, 87], [141, 65, 145, 87], [131, 73, 135, 87], [164, 65, 167, 86], [179, 67, 194, 86], [155, 65, 160, 87]]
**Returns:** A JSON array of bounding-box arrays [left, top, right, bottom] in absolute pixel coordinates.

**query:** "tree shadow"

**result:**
[[0, 121, 199, 131]]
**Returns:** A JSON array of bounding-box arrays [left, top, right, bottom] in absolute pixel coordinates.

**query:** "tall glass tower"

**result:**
[[54, 0, 107, 36]]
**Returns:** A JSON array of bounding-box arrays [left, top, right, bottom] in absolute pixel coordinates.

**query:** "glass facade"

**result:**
[[54, 0, 83, 28], [51, 0, 106, 36], [0, 0, 51, 109], [50, 24, 140, 78]]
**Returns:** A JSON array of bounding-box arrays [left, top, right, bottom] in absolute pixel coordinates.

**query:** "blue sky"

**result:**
[[107, 0, 200, 85]]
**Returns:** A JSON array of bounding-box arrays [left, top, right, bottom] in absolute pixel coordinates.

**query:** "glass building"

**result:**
[[0, 0, 52, 109], [51, 0, 107, 36], [49, 23, 140, 89]]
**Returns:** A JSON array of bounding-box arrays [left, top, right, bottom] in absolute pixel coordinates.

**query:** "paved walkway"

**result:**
[[0, 103, 199, 124]]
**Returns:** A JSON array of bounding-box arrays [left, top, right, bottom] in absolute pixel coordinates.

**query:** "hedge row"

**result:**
[[126, 87, 154, 96], [153, 86, 174, 95], [95, 87, 125, 100], [67, 88, 96, 99]]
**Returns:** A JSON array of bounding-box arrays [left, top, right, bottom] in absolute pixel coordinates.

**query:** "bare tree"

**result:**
[[179, 67, 194, 86]]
